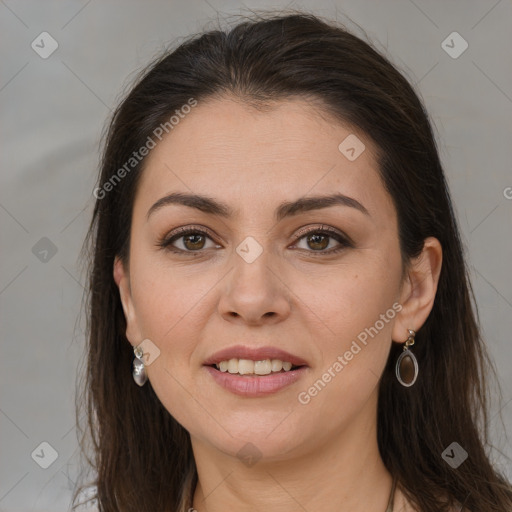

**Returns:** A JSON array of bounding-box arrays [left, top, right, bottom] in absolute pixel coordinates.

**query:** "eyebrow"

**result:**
[[146, 191, 370, 222]]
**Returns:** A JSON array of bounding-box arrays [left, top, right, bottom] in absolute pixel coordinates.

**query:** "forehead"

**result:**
[[134, 95, 394, 223]]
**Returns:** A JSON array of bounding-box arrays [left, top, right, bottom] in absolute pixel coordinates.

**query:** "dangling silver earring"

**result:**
[[132, 345, 147, 387], [395, 328, 418, 387]]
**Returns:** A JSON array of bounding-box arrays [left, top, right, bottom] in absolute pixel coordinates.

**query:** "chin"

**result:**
[[193, 417, 312, 463]]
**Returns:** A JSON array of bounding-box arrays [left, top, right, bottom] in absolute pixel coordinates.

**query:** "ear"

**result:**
[[392, 237, 443, 342], [113, 256, 142, 346]]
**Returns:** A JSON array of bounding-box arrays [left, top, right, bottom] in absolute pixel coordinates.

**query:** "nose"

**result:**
[[218, 245, 291, 326]]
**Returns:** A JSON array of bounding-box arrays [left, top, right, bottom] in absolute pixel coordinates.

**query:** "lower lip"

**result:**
[[203, 365, 308, 397]]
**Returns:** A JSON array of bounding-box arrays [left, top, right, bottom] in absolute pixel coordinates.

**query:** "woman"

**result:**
[[74, 11, 512, 512]]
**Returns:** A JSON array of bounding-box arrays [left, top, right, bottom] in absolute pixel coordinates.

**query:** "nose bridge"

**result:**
[[231, 235, 276, 302], [218, 234, 290, 323]]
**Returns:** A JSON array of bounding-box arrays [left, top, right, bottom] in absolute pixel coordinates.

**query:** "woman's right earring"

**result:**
[[395, 328, 418, 387], [132, 345, 147, 387]]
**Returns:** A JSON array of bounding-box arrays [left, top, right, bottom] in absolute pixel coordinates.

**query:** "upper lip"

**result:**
[[203, 345, 309, 367]]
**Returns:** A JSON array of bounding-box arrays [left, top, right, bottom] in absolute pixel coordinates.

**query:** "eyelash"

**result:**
[[157, 224, 353, 257]]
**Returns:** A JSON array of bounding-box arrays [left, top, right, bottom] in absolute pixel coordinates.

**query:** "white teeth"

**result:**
[[214, 358, 297, 375], [254, 360, 271, 375], [237, 359, 254, 375], [271, 359, 282, 372], [227, 358, 238, 374]]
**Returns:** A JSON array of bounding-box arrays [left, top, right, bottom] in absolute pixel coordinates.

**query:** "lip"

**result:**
[[203, 345, 309, 367], [202, 345, 309, 397], [204, 365, 308, 397]]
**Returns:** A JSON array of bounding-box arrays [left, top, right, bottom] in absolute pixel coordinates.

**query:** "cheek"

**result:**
[[295, 252, 401, 348], [128, 260, 217, 428], [128, 253, 228, 395], [129, 244, 210, 334], [292, 253, 401, 413]]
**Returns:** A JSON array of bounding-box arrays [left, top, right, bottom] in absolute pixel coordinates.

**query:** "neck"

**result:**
[[190, 393, 394, 512]]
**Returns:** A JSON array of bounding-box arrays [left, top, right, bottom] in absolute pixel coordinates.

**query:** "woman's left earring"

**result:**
[[132, 345, 148, 387], [395, 328, 418, 387]]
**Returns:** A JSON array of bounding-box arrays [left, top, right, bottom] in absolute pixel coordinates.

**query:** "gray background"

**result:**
[[1, 1, 511, 510]]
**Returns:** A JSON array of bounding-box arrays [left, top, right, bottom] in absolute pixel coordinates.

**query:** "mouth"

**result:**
[[202, 346, 309, 397], [206, 358, 306, 376]]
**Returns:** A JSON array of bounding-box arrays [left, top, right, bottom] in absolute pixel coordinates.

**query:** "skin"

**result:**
[[114, 96, 442, 512]]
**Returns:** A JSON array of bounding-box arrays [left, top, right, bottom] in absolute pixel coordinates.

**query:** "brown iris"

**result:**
[[306, 233, 329, 251], [183, 233, 206, 250]]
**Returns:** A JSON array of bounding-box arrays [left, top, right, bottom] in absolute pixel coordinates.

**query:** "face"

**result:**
[[115, 96, 409, 462]]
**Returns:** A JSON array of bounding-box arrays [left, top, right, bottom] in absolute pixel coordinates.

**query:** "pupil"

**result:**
[[185, 234, 204, 250], [308, 233, 328, 250]]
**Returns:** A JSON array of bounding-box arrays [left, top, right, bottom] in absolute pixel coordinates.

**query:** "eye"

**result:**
[[291, 225, 353, 254], [157, 224, 353, 256], [158, 226, 221, 253]]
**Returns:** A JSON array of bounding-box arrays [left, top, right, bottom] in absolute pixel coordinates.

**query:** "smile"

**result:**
[[204, 361, 308, 397], [202, 345, 309, 396], [214, 357, 297, 375]]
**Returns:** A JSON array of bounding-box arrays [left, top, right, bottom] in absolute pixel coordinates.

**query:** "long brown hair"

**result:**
[[74, 10, 512, 512]]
